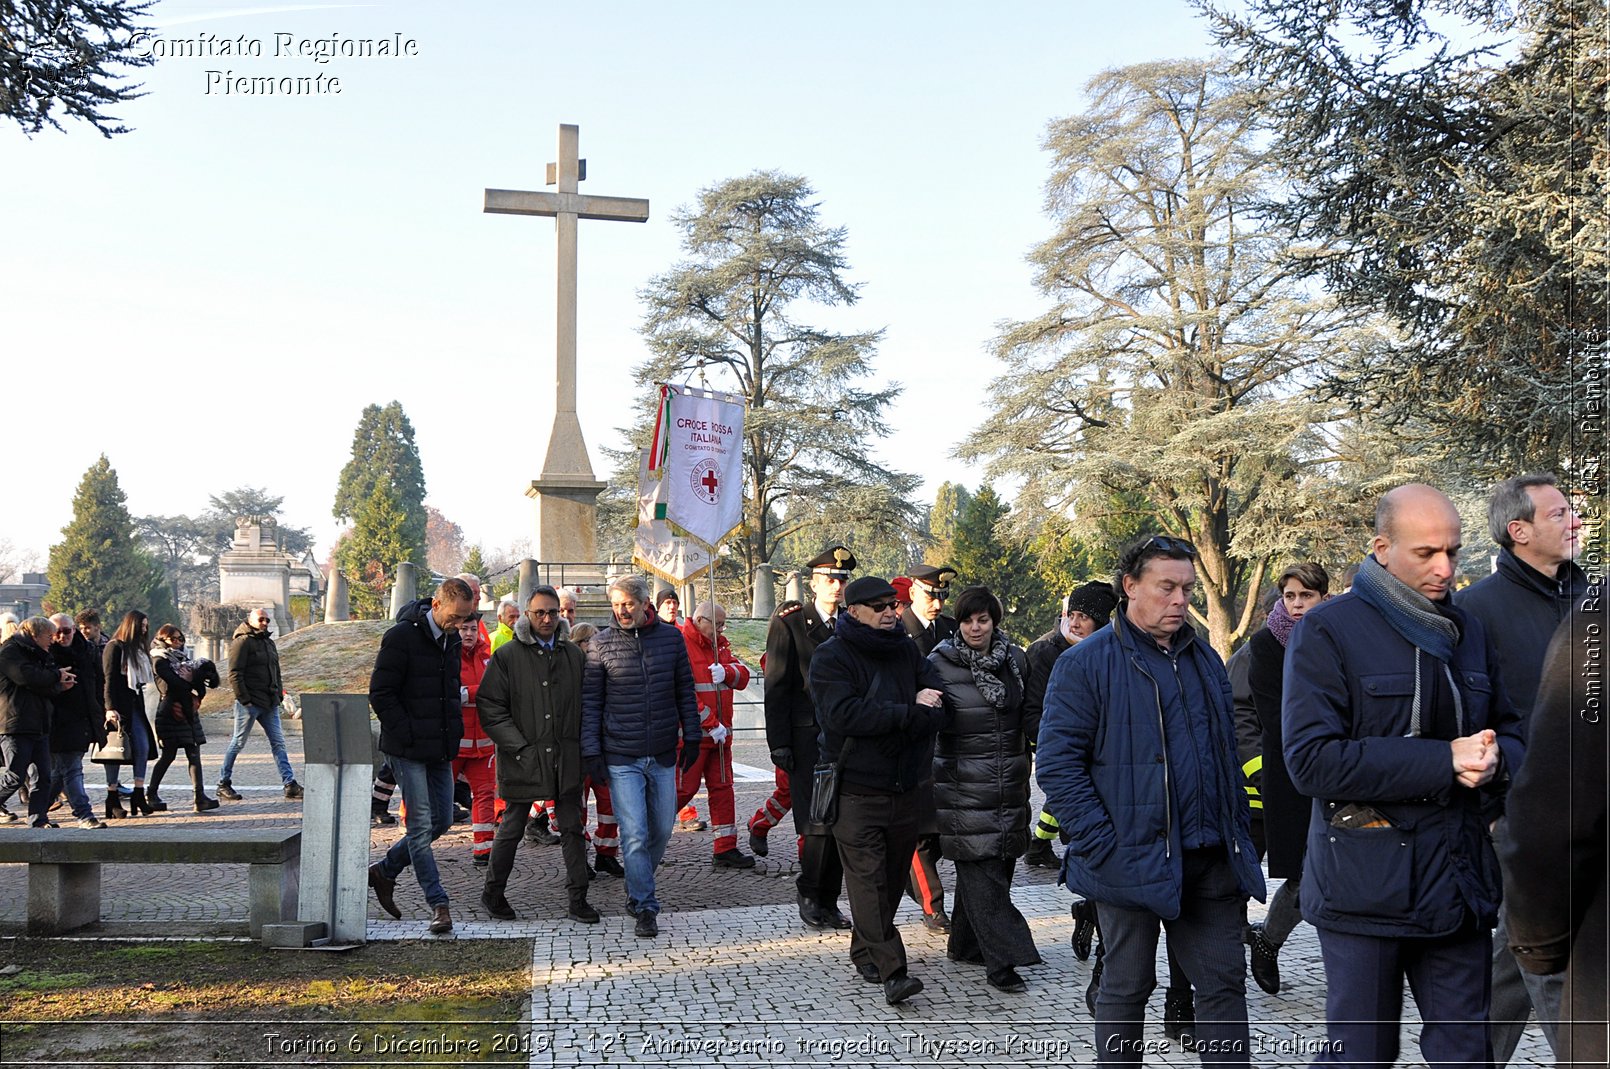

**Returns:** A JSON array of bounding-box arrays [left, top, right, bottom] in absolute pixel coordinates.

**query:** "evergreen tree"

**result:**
[[48, 456, 178, 624], [332, 402, 428, 570], [924, 482, 973, 566], [336, 483, 415, 619], [460, 544, 488, 584], [635, 172, 920, 589], [1, 0, 156, 137], [947, 485, 1049, 638], [960, 61, 1376, 654], [1206, 0, 1606, 474]]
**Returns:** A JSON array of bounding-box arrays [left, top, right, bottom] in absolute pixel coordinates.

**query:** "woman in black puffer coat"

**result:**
[[929, 585, 1041, 993], [147, 624, 220, 814]]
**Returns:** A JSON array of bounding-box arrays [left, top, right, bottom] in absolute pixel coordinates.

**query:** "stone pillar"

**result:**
[[517, 559, 539, 612], [389, 562, 418, 620], [752, 564, 776, 620], [323, 569, 350, 623], [784, 570, 803, 605], [296, 693, 378, 945]]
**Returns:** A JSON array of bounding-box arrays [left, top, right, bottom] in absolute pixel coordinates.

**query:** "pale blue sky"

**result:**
[[3, 0, 1216, 568]]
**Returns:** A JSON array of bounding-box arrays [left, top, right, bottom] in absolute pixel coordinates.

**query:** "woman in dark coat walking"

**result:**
[[147, 625, 220, 814], [1244, 561, 1329, 995], [929, 585, 1041, 993], [100, 611, 156, 818]]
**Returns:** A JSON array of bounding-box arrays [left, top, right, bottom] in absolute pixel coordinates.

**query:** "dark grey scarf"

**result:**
[[950, 631, 1021, 710]]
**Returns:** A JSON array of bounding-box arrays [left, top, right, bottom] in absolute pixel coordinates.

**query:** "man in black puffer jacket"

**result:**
[[48, 613, 106, 828], [0, 617, 72, 827], [581, 574, 700, 939], [367, 578, 478, 936], [809, 575, 946, 1006]]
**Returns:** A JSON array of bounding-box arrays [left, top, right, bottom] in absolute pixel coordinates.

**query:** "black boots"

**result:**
[[129, 786, 153, 816], [105, 792, 127, 820], [190, 765, 219, 812]]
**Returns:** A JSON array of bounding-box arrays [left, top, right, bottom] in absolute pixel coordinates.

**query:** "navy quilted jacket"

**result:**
[[581, 614, 699, 763], [1036, 612, 1264, 918]]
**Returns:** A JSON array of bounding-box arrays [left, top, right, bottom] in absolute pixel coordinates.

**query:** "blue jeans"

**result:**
[[1, 735, 52, 824], [376, 755, 454, 907], [50, 750, 94, 821], [219, 702, 295, 785], [103, 703, 149, 786], [607, 756, 676, 915]]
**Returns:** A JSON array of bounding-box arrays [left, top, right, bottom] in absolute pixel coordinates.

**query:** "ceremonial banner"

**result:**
[[633, 448, 711, 583], [632, 520, 712, 584], [649, 384, 745, 549]]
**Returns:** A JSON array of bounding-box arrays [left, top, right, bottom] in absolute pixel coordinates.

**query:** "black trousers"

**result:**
[[487, 784, 591, 903], [835, 787, 920, 982], [148, 742, 204, 799], [950, 857, 1040, 973], [792, 724, 843, 907], [1095, 847, 1251, 1068]]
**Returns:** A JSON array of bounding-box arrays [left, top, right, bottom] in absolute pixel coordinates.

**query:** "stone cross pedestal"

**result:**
[[485, 124, 649, 572]]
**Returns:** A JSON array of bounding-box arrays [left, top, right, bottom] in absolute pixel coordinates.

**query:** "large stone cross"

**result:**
[[484, 124, 649, 565]]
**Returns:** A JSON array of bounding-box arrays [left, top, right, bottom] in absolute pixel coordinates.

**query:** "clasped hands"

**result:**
[[1450, 728, 1500, 788]]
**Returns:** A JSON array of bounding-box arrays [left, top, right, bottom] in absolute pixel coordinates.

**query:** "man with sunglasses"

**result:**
[[808, 575, 947, 1004], [1038, 534, 1265, 1067], [899, 563, 959, 933], [764, 544, 857, 930]]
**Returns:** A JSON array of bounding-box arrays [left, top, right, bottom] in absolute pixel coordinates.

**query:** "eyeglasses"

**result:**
[[694, 617, 726, 631], [527, 608, 560, 618], [1144, 535, 1198, 557], [861, 599, 900, 613]]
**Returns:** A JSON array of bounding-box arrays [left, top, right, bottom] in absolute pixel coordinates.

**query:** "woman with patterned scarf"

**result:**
[[149, 623, 222, 814], [929, 585, 1042, 993]]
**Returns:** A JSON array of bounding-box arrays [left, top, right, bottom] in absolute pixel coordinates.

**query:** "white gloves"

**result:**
[[709, 724, 730, 745], [459, 686, 470, 705], [709, 663, 726, 685]]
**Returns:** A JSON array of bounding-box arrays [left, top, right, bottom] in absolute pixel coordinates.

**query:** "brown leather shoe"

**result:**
[[428, 904, 453, 935], [368, 864, 401, 920]]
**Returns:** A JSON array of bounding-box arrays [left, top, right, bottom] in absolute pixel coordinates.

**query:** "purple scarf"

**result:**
[[1266, 598, 1296, 648]]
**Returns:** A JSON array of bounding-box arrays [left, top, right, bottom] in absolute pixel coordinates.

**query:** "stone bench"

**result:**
[[0, 827, 300, 937]]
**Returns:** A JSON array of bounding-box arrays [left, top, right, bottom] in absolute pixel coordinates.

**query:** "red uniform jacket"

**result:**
[[458, 621, 493, 756], [678, 619, 750, 739]]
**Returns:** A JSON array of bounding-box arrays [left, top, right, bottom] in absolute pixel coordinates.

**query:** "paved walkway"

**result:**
[[0, 716, 1554, 1066]]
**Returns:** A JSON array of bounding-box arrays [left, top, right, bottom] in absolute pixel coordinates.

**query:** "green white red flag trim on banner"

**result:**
[[632, 447, 712, 583]]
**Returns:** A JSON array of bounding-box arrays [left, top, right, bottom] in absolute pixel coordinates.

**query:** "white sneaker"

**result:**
[[76, 816, 106, 830]]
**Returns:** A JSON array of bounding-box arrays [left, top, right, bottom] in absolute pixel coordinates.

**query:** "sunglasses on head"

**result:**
[[1144, 535, 1198, 557]]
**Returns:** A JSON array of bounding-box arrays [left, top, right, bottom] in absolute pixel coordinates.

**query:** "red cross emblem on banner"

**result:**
[[691, 459, 721, 504]]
